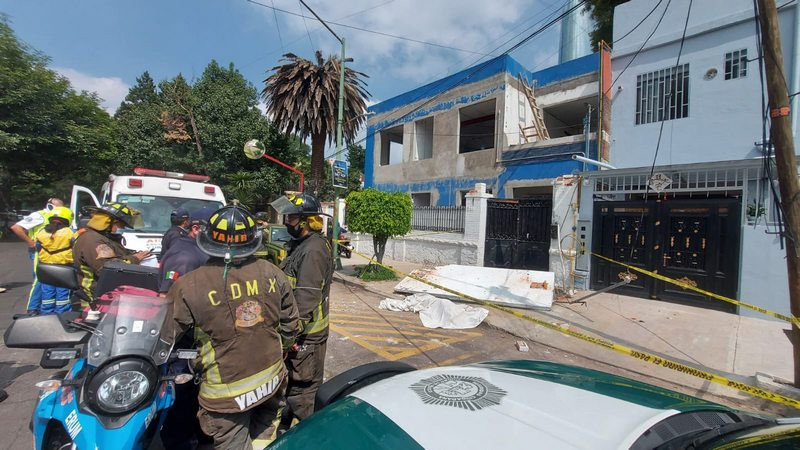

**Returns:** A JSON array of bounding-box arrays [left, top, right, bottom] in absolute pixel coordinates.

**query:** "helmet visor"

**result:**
[[270, 196, 303, 215]]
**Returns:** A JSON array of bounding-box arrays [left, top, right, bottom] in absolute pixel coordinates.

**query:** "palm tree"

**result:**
[[262, 51, 369, 194]]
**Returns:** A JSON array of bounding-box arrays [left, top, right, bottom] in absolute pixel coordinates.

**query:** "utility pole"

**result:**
[[756, 0, 800, 386], [299, 0, 346, 270]]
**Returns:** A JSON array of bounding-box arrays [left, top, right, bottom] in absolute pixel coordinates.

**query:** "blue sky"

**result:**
[[1, 0, 580, 123]]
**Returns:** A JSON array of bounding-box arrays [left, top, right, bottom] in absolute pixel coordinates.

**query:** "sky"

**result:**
[[1, 0, 581, 147]]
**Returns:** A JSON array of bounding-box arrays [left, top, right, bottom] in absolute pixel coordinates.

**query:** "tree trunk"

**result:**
[[310, 130, 326, 194], [373, 235, 387, 265], [187, 110, 203, 158]]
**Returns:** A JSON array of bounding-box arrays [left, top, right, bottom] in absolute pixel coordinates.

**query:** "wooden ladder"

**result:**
[[517, 74, 550, 143]]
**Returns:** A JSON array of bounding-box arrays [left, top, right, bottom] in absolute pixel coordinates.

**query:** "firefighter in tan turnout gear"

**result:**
[[271, 193, 333, 425], [72, 203, 150, 307], [168, 205, 299, 449]]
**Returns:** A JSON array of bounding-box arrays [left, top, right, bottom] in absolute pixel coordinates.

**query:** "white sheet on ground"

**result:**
[[379, 293, 488, 329], [394, 265, 554, 310]]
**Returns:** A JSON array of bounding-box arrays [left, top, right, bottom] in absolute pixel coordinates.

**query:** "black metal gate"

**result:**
[[484, 198, 552, 270], [591, 198, 741, 312]]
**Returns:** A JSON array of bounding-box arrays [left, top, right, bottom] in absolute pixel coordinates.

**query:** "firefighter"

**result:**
[[34, 206, 76, 314], [270, 193, 333, 424], [72, 203, 150, 307], [168, 205, 299, 449]]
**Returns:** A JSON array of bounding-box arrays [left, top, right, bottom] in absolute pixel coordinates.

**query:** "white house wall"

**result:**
[[610, 0, 797, 168]]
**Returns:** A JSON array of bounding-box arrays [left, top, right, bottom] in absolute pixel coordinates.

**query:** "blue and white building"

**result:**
[[580, 0, 799, 317]]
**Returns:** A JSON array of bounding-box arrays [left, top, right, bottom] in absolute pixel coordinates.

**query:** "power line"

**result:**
[[241, 0, 392, 70], [604, 0, 673, 97], [246, 0, 495, 57], [328, 0, 587, 161], [613, 0, 666, 44], [627, 0, 692, 265], [298, 0, 314, 50], [338, 0, 397, 20], [269, 0, 284, 52], [753, 0, 790, 245]]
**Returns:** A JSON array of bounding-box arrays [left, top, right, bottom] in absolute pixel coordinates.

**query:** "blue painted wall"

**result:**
[[372, 158, 584, 206]]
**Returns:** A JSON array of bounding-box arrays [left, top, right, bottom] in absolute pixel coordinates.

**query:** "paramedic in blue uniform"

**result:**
[[159, 207, 190, 262]]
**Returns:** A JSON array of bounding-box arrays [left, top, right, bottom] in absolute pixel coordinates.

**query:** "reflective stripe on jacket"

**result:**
[[170, 258, 299, 413], [280, 232, 332, 344], [71, 228, 135, 306]]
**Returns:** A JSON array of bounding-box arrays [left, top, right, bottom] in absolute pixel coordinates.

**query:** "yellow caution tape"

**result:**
[[714, 426, 800, 449], [591, 252, 800, 327], [342, 247, 800, 409]]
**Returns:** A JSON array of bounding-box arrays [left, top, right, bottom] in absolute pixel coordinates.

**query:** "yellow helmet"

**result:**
[[49, 206, 74, 224]]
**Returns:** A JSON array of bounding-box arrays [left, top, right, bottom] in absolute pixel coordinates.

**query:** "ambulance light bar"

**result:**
[[133, 167, 211, 183]]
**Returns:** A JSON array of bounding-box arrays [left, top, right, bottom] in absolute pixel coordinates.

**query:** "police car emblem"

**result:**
[[410, 374, 506, 411]]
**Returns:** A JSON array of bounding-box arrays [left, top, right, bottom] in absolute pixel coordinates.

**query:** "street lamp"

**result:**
[[298, 0, 347, 269], [243, 139, 305, 192]]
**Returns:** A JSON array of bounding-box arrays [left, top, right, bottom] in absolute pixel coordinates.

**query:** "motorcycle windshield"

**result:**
[[87, 294, 174, 367]]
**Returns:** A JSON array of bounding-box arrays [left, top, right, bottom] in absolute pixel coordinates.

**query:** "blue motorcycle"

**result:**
[[3, 263, 195, 450]]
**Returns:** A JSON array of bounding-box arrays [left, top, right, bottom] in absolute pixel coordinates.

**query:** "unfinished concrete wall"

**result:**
[[369, 73, 507, 198]]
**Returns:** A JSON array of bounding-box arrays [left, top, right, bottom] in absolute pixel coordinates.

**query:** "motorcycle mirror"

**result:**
[[175, 349, 199, 360]]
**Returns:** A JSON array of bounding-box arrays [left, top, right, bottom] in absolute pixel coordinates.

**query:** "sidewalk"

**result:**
[[336, 253, 797, 413]]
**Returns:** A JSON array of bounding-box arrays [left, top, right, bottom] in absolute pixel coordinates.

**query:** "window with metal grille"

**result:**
[[635, 64, 689, 125], [724, 49, 747, 80]]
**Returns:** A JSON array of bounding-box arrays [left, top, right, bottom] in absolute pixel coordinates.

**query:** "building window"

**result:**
[[413, 117, 433, 160], [411, 192, 431, 207], [380, 125, 403, 166], [635, 63, 689, 125], [724, 49, 747, 80], [459, 99, 496, 153]]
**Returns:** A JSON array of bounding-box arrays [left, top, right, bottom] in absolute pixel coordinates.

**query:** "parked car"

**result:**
[[255, 224, 291, 265], [270, 360, 800, 449]]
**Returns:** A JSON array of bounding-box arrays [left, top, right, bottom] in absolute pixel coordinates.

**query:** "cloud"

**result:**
[[54, 67, 130, 113], [266, 0, 563, 84]]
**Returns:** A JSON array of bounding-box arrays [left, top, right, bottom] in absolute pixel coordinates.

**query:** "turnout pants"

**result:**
[[285, 341, 327, 421], [197, 377, 287, 450]]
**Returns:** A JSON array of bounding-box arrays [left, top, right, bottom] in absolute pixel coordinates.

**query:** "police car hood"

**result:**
[[272, 360, 726, 450]]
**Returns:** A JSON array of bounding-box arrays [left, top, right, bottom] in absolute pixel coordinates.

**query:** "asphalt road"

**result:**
[[0, 240, 763, 449], [0, 241, 51, 450], [0, 240, 602, 449]]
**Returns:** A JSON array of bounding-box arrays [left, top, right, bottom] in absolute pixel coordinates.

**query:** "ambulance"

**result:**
[[70, 168, 226, 265]]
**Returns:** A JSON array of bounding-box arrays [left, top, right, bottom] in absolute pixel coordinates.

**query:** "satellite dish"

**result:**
[[243, 139, 266, 160]]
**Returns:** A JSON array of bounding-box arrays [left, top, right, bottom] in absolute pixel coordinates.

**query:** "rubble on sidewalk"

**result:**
[[379, 293, 488, 329], [394, 264, 554, 310]]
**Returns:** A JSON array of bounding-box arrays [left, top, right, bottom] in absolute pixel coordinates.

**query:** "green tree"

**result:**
[[113, 61, 309, 204], [261, 52, 369, 194], [347, 143, 365, 193], [115, 72, 173, 172], [346, 189, 411, 264], [0, 14, 114, 207], [585, 0, 630, 51]]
